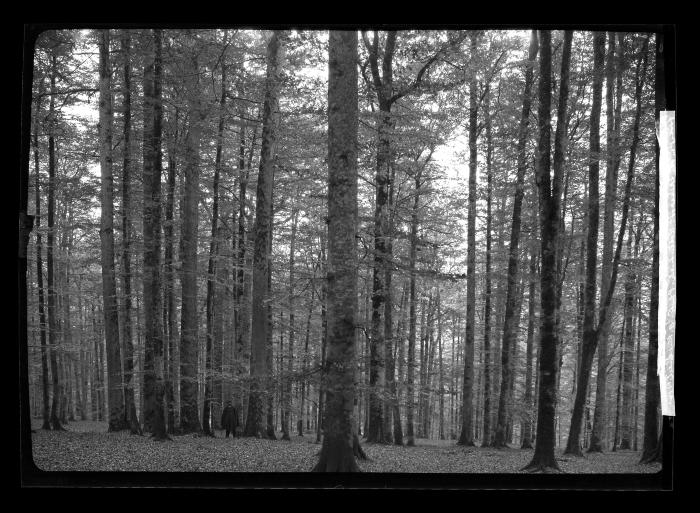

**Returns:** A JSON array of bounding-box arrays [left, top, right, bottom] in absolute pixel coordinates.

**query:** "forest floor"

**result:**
[[30, 420, 661, 474]]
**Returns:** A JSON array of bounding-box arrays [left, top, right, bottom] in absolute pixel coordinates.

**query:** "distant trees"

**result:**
[[24, 29, 664, 471]]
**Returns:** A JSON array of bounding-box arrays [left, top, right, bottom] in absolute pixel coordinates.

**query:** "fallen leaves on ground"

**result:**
[[30, 420, 661, 474]]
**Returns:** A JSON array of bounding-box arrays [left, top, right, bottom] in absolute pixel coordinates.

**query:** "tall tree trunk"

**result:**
[[234, 122, 250, 418], [524, 29, 561, 472], [313, 29, 360, 471], [164, 109, 179, 433], [589, 31, 622, 453], [119, 32, 142, 436], [457, 32, 479, 447], [245, 30, 285, 438], [640, 33, 662, 465], [203, 33, 228, 437], [481, 82, 494, 447], [142, 29, 169, 441], [98, 29, 127, 432], [33, 91, 51, 431], [179, 32, 204, 434], [406, 166, 421, 446], [521, 246, 537, 448], [564, 31, 605, 457], [282, 210, 299, 440], [315, 236, 328, 444], [492, 29, 541, 448], [619, 219, 636, 450]]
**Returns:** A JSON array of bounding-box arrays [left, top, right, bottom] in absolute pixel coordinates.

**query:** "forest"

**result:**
[[22, 26, 669, 475]]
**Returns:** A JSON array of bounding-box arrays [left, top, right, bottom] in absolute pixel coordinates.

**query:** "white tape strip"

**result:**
[[657, 110, 676, 417]]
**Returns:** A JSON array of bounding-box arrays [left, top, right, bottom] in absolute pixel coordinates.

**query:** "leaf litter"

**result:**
[[30, 420, 661, 473]]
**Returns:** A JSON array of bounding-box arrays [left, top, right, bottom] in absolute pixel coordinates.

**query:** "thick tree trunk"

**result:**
[[245, 30, 285, 438], [142, 29, 169, 441], [313, 30, 360, 471], [523, 30, 561, 472], [492, 29, 539, 449], [98, 30, 127, 433], [179, 33, 204, 434], [119, 32, 142, 436]]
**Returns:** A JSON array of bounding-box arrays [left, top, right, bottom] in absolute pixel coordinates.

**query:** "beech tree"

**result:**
[[313, 29, 360, 471], [98, 29, 127, 432], [245, 30, 286, 438]]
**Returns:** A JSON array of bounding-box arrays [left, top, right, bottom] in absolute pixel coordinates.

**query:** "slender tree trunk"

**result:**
[[521, 247, 537, 448], [481, 82, 494, 447], [589, 31, 622, 452], [406, 168, 421, 446], [564, 31, 605, 457], [119, 32, 142, 436], [492, 29, 540, 448], [234, 123, 250, 418], [203, 34, 228, 437], [245, 30, 285, 438], [164, 110, 179, 433], [619, 215, 636, 450], [457, 32, 479, 447], [33, 94, 51, 430], [640, 33, 662, 465], [98, 29, 127, 432], [313, 30, 360, 471], [282, 210, 299, 440], [612, 326, 624, 451]]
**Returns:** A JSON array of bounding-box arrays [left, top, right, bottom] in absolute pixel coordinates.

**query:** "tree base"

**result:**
[[522, 462, 562, 473], [521, 439, 533, 449], [313, 437, 361, 472], [353, 433, 368, 460]]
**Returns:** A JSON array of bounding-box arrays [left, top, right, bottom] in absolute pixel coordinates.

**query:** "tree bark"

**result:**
[[33, 89, 51, 430], [406, 164, 421, 446], [142, 29, 169, 441], [640, 33, 661, 465], [523, 30, 561, 472], [564, 31, 605, 457], [589, 31, 622, 452], [457, 32, 479, 447], [164, 109, 179, 433], [203, 32, 228, 437], [313, 29, 360, 471], [119, 32, 142, 436], [282, 209, 299, 440], [98, 29, 127, 433], [245, 30, 285, 438], [492, 29, 540, 448], [179, 32, 204, 434], [521, 246, 537, 448]]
